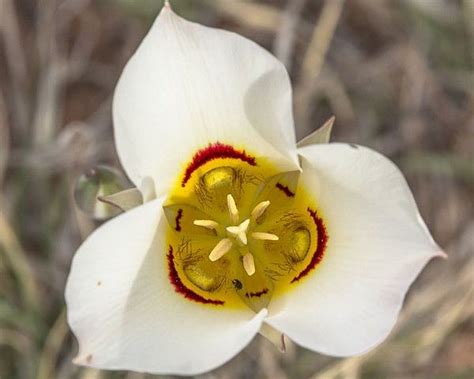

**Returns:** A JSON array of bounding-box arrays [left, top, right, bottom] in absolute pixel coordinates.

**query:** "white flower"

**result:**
[[65, 4, 445, 376]]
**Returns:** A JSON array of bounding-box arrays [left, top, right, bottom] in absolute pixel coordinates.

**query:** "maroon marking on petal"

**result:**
[[276, 182, 295, 197], [182, 142, 257, 187], [167, 246, 224, 305], [175, 209, 183, 231], [291, 208, 328, 283], [245, 288, 269, 298]]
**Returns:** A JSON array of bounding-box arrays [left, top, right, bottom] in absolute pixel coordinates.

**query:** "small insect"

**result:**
[[232, 279, 243, 290]]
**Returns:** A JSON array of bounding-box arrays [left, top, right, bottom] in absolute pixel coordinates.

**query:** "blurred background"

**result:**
[[0, 0, 473, 378]]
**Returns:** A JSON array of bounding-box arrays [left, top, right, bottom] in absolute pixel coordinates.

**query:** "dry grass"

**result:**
[[0, 0, 473, 378]]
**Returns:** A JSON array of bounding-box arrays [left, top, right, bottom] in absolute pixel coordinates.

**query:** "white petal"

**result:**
[[66, 198, 266, 375], [139, 176, 157, 203], [113, 6, 299, 195], [266, 143, 444, 356], [296, 116, 335, 147]]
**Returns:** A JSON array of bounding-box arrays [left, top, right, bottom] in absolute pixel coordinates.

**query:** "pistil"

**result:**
[[226, 219, 250, 245], [193, 193, 278, 277]]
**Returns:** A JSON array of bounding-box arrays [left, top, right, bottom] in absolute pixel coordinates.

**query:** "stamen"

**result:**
[[227, 194, 239, 224], [193, 219, 219, 230], [209, 238, 233, 261], [251, 201, 270, 220], [252, 232, 279, 241], [243, 252, 255, 276], [226, 228, 247, 244]]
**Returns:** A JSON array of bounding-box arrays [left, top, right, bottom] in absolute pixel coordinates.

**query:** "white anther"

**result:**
[[251, 201, 270, 220], [226, 219, 250, 245], [209, 238, 233, 261], [243, 252, 256, 276], [227, 194, 239, 224], [193, 219, 219, 230], [251, 232, 279, 241]]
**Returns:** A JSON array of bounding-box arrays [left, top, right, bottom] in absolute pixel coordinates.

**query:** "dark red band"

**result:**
[[182, 142, 256, 187]]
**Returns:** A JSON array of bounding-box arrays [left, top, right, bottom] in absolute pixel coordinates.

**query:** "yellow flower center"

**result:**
[[164, 143, 328, 311]]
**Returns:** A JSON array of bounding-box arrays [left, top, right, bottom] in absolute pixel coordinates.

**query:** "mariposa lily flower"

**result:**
[[65, 3, 445, 376]]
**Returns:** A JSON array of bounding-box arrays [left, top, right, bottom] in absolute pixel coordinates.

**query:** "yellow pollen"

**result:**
[[227, 194, 239, 224], [209, 238, 233, 261], [251, 200, 270, 220], [242, 252, 256, 276], [252, 232, 279, 241], [193, 219, 219, 230]]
